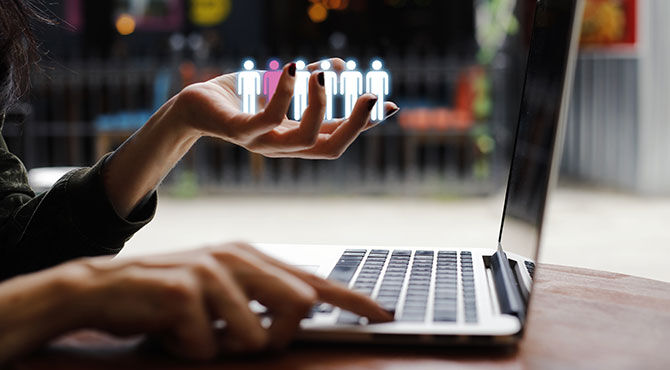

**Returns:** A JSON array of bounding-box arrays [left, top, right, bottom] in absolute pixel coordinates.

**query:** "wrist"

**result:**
[[152, 94, 203, 144], [102, 93, 201, 218], [167, 90, 206, 140]]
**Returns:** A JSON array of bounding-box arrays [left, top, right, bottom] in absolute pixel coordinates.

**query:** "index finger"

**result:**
[[300, 273, 394, 323], [233, 244, 393, 322]]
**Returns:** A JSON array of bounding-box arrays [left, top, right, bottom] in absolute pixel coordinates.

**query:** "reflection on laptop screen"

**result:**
[[499, 0, 581, 260]]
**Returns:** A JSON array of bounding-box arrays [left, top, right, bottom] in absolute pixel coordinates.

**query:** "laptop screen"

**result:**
[[498, 0, 582, 260]]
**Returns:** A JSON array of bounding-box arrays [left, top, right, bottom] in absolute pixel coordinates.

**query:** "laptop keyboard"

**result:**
[[324, 249, 480, 325]]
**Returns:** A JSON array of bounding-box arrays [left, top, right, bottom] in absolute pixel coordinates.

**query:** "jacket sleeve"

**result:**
[[0, 134, 157, 281]]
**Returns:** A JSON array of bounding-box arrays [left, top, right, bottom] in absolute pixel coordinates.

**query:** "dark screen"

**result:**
[[498, 0, 581, 259]]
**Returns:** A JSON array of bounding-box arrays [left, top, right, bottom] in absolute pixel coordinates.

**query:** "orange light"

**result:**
[[308, 3, 328, 23], [115, 13, 136, 35], [321, 0, 349, 10], [326, 0, 341, 9]]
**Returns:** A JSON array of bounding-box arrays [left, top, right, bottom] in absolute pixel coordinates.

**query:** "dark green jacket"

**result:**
[[0, 120, 156, 281]]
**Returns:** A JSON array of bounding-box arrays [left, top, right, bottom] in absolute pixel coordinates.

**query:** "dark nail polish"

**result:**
[[288, 63, 296, 77], [384, 107, 400, 120], [367, 98, 378, 111], [317, 72, 325, 86]]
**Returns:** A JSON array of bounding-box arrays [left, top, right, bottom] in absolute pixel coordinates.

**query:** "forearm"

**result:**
[[0, 161, 158, 280], [103, 95, 201, 218]]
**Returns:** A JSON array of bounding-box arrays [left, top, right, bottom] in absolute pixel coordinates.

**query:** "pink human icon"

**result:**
[[263, 59, 282, 101]]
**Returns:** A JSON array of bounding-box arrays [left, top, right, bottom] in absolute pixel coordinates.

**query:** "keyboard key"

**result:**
[[317, 250, 367, 316], [315, 303, 333, 313], [350, 251, 389, 298], [434, 310, 457, 322], [337, 310, 362, 325], [327, 249, 366, 284], [433, 250, 458, 323], [460, 252, 478, 323], [399, 251, 434, 322], [525, 261, 536, 279], [332, 250, 390, 324], [373, 250, 411, 314]]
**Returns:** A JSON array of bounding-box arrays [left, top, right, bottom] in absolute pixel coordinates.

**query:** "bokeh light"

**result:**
[[115, 13, 136, 36], [308, 3, 328, 23]]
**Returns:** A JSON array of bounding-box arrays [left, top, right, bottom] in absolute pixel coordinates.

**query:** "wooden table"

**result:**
[[13, 264, 670, 369]]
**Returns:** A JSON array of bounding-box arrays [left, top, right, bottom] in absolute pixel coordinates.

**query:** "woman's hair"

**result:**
[[0, 0, 50, 114]]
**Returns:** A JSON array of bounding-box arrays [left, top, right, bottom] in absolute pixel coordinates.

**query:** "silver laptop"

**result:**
[[255, 0, 584, 345]]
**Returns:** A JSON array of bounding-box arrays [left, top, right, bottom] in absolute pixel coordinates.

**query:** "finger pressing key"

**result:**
[[233, 243, 393, 323], [298, 273, 394, 323]]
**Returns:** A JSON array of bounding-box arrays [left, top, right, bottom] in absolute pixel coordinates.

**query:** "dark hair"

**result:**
[[0, 0, 51, 114]]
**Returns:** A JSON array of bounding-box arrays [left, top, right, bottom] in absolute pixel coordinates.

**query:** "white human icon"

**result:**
[[365, 59, 390, 121], [237, 59, 261, 114], [320, 60, 338, 120], [340, 60, 363, 118], [293, 60, 311, 120]]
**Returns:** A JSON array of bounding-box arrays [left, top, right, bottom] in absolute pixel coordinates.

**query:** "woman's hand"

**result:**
[[26, 243, 390, 360], [173, 58, 398, 159], [103, 58, 398, 217]]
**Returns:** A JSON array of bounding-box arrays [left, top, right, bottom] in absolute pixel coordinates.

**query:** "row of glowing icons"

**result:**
[[237, 59, 390, 121]]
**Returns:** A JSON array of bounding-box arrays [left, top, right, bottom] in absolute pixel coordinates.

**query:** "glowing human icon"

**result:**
[[293, 60, 311, 120], [320, 60, 339, 120], [365, 59, 390, 121], [340, 60, 364, 118], [238, 59, 261, 114], [263, 59, 282, 101]]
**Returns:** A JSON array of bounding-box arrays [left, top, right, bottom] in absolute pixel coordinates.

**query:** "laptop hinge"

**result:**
[[490, 243, 526, 323]]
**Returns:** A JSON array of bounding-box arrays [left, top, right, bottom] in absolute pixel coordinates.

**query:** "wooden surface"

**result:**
[[12, 264, 670, 370]]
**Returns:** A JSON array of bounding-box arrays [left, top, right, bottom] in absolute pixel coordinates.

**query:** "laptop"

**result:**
[[254, 0, 584, 345]]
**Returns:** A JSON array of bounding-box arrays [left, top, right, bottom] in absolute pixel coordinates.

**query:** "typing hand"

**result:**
[[59, 242, 392, 359]]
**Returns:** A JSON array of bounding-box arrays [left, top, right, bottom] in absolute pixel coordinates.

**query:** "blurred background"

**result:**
[[3, 0, 669, 281]]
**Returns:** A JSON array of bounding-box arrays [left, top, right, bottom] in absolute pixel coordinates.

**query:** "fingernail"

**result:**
[[383, 107, 400, 120], [367, 98, 378, 111], [288, 63, 296, 77], [317, 72, 325, 86]]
